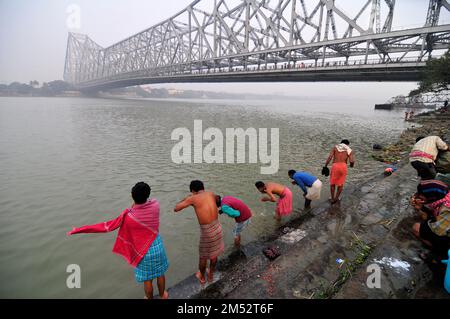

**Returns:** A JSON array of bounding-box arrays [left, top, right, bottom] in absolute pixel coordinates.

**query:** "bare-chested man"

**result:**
[[255, 181, 293, 221], [324, 139, 355, 204], [174, 180, 224, 285]]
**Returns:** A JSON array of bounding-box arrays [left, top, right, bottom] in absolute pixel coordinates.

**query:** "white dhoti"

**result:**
[[305, 180, 322, 200]]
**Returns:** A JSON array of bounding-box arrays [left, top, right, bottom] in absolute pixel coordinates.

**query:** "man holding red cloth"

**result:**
[[67, 182, 169, 299]]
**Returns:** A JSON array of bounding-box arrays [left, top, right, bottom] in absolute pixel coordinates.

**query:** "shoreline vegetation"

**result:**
[[372, 110, 450, 164], [0, 80, 79, 97], [372, 50, 449, 164], [0, 80, 301, 101]]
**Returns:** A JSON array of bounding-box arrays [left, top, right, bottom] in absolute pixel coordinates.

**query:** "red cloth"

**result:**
[[222, 196, 252, 223], [276, 187, 293, 217], [330, 162, 348, 186], [409, 150, 434, 160], [428, 192, 450, 217], [67, 200, 159, 267]]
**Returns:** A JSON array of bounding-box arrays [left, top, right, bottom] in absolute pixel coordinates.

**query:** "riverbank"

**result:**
[[372, 110, 450, 164], [168, 110, 450, 299]]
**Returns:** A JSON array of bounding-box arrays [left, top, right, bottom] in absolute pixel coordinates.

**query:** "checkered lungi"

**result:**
[[134, 234, 169, 283]]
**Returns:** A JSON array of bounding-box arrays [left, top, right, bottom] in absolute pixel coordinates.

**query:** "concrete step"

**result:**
[[173, 164, 449, 299]]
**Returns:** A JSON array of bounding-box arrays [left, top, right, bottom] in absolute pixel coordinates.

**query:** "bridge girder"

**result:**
[[63, 0, 450, 90]]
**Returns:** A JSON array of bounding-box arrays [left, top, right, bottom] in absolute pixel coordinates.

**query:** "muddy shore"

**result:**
[[168, 110, 450, 299]]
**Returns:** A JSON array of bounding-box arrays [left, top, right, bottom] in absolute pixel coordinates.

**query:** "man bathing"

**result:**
[[288, 170, 322, 209], [411, 187, 450, 260], [325, 140, 355, 204], [255, 181, 293, 221], [174, 180, 224, 285], [68, 182, 169, 299], [216, 195, 252, 246], [409, 136, 448, 180]]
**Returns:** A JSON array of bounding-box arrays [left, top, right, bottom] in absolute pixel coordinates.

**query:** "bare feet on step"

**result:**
[[195, 271, 206, 285], [207, 270, 214, 283], [161, 291, 169, 299]]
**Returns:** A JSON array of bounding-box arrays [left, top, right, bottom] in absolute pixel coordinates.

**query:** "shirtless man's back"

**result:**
[[331, 148, 354, 164], [255, 181, 293, 220], [262, 182, 286, 202], [325, 140, 355, 203], [174, 180, 224, 285], [186, 191, 218, 225]]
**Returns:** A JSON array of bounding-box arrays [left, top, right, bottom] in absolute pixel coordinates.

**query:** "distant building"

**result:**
[[61, 91, 82, 97], [168, 89, 184, 95], [141, 85, 153, 93]]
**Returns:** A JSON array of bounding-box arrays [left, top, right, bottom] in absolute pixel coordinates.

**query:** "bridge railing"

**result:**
[[78, 55, 429, 88]]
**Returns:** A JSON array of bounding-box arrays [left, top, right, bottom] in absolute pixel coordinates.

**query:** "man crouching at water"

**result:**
[[324, 140, 355, 204], [216, 195, 252, 247], [68, 182, 169, 299], [288, 170, 322, 209], [255, 181, 293, 221], [174, 180, 224, 285]]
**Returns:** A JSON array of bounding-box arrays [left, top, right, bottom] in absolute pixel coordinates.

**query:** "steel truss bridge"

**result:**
[[64, 0, 450, 92]]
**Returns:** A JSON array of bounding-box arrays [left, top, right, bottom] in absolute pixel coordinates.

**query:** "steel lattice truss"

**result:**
[[64, 0, 450, 90]]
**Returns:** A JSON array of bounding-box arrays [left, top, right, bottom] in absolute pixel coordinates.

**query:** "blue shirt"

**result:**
[[293, 172, 317, 194]]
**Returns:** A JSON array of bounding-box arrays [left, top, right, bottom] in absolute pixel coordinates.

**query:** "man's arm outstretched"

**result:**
[[174, 196, 193, 212]]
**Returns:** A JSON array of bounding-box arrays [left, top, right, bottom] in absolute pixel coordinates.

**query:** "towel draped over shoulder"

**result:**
[[68, 200, 160, 267]]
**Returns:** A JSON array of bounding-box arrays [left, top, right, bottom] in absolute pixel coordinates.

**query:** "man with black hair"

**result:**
[[288, 170, 322, 209], [442, 100, 448, 113], [68, 182, 169, 299], [174, 180, 224, 285], [324, 139, 355, 204], [410, 135, 448, 180], [216, 195, 252, 246], [255, 181, 293, 221], [412, 187, 450, 260]]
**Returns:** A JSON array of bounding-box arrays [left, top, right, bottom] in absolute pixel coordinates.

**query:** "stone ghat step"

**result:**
[[167, 164, 442, 299], [335, 229, 450, 299], [416, 115, 450, 121]]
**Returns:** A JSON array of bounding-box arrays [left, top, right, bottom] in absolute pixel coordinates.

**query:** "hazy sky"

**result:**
[[0, 0, 448, 97]]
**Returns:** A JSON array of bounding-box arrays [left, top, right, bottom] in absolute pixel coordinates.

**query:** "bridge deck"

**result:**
[[78, 62, 426, 92]]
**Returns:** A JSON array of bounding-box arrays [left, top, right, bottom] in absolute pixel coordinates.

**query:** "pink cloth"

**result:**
[[428, 192, 450, 217], [67, 200, 159, 267], [276, 187, 293, 217], [409, 150, 434, 161], [130, 200, 160, 232], [222, 196, 252, 223]]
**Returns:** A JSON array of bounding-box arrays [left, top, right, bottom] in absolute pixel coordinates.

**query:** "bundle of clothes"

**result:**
[[411, 179, 450, 261]]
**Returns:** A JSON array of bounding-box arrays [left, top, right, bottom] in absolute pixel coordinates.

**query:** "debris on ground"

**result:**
[[280, 229, 307, 244], [263, 246, 281, 261]]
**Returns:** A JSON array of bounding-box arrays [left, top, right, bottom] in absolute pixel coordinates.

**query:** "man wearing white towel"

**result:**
[[288, 170, 323, 210]]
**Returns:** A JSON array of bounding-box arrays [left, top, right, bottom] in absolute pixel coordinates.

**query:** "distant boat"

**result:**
[[374, 104, 393, 110], [375, 94, 437, 110]]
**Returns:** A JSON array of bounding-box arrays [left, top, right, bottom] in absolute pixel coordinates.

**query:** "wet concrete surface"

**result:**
[[167, 111, 450, 299]]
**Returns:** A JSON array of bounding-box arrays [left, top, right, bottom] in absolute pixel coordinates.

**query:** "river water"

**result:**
[[0, 96, 410, 298]]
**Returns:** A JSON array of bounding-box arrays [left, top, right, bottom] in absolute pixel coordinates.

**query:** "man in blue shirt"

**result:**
[[288, 170, 323, 209]]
